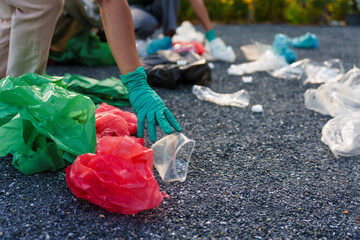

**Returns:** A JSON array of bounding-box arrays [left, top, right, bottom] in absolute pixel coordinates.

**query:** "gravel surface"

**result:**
[[1, 24, 360, 239]]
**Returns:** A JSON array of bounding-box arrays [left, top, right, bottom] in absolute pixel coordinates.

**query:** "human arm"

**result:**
[[98, 0, 181, 142]]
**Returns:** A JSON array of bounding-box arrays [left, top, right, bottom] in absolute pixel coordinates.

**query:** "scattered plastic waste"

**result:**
[[242, 76, 253, 83], [172, 41, 206, 55], [152, 132, 195, 182], [205, 38, 236, 63], [251, 105, 263, 113], [172, 21, 205, 43], [208, 62, 215, 69], [66, 135, 166, 215], [146, 36, 173, 55], [321, 112, 360, 158], [142, 50, 211, 89], [228, 50, 288, 76], [192, 85, 250, 108], [49, 31, 116, 66], [289, 32, 318, 49], [268, 59, 306, 80], [240, 43, 271, 61], [0, 73, 96, 174], [304, 66, 360, 117], [272, 34, 296, 64], [303, 59, 344, 84]]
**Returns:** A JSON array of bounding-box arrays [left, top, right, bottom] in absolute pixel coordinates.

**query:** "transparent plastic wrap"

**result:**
[[304, 67, 360, 117], [303, 59, 344, 84], [227, 50, 288, 76], [205, 38, 236, 63], [192, 85, 250, 108], [321, 112, 360, 158], [268, 59, 306, 80], [152, 133, 195, 182]]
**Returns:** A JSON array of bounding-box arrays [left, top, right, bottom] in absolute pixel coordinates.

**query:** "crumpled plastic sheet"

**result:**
[[303, 59, 344, 84], [227, 50, 288, 76], [95, 102, 138, 139], [321, 111, 360, 158], [172, 21, 205, 43], [268, 58, 344, 84], [204, 38, 236, 63], [65, 135, 166, 215], [304, 66, 360, 117], [268, 59, 306, 80], [0, 73, 96, 174], [192, 85, 250, 108], [62, 74, 130, 107], [142, 50, 211, 89]]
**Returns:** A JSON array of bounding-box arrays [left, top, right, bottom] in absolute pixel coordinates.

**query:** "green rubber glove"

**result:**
[[120, 66, 181, 142]]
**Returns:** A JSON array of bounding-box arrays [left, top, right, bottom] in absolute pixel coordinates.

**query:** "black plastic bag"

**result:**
[[141, 50, 211, 89]]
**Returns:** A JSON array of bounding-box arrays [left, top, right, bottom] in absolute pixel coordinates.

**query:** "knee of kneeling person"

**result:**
[[135, 18, 158, 39]]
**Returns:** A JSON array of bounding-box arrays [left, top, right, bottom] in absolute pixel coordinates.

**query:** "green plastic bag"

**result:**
[[62, 74, 130, 107], [49, 31, 116, 66], [0, 73, 96, 174]]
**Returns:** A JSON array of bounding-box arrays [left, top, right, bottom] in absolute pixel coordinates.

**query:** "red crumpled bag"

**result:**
[[172, 41, 206, 55], [95, 102, 137, 135], [65, 136, 166, 215]]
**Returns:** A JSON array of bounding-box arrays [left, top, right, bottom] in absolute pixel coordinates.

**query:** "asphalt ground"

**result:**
[[1, 24, 360, 239]]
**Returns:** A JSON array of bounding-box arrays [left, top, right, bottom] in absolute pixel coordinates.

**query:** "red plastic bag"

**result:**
[[65, 136, 165, 215], [172, 41, 206, 55], [95, 103, 137, 135]]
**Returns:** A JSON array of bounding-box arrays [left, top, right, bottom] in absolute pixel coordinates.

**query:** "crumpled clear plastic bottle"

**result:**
[[192, 85, 250, 108], [152, 132, 195, 182]]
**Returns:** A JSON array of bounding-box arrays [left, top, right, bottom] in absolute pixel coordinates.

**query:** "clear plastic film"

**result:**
[[321, 112, 360, 158], [227, 50, 288, 76], [303, 59, 344, 84], [152, 133, 195, 182], [192, 85, 250, 108], [304, 66, 360, 117]]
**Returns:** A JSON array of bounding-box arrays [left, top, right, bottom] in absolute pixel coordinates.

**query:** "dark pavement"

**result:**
[[1, 24, 359, 239]]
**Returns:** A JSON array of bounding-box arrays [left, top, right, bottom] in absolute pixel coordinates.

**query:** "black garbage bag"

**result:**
[[141, 50, 211, 89]]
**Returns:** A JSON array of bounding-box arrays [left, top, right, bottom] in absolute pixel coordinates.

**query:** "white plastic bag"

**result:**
[[227, 50, 288, 76], [304, 67, 360, 117], [321, 111, 360, 158], [303, 59, 344, 84], [192, 85, 250, 108], [205, 38, 236, 63], [172, 21, 205, 43]]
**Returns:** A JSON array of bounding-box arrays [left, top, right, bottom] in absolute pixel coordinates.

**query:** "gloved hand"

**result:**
[[146, 36, 172, 55], [120, 67, 181, 142]]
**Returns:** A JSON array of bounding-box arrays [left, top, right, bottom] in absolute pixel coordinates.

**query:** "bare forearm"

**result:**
[[98, 0, 141, 74], [189, 0, 212, 32]]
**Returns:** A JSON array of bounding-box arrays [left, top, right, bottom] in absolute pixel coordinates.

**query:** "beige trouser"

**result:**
[[0, 0, 64, 79]]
